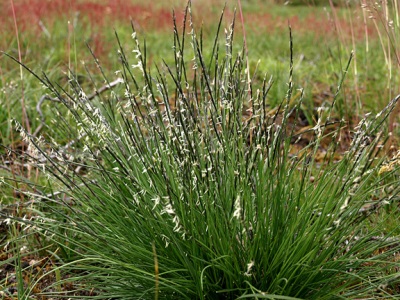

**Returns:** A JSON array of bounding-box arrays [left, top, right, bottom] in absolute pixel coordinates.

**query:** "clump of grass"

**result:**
[[2, 4, 400, 299]]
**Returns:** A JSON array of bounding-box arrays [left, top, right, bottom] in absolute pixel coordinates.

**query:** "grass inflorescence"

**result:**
[[1, 2, 400, 299]]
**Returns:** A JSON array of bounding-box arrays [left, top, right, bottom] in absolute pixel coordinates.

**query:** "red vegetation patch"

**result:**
[[242, 11, 376, 41], [2, 0, 375, 39], [1, 0, 185, 32]]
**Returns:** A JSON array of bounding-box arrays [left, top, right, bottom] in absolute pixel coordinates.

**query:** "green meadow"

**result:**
[[1, 0, 399, 298]]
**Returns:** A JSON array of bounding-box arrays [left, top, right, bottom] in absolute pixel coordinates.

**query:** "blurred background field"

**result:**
[[1, 0, 400, 298]]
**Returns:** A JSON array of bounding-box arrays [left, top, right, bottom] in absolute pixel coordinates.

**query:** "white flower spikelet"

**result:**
[[244, 260, 254, 277], [233, 195, 242, 220], [161, 202, 185, 239], [152, 196, 161, 210]]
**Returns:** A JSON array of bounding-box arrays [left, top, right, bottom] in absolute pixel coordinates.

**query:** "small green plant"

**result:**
[[2, 3, 400, 299]]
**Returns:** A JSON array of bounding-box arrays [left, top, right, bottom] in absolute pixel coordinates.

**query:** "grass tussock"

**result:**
[[1, 4, 400, 299]]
